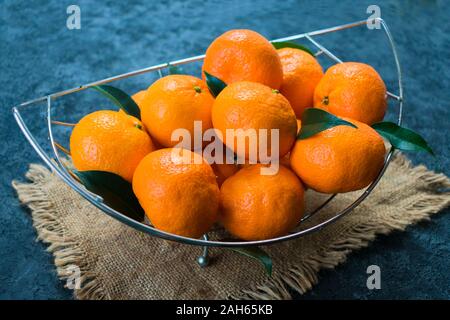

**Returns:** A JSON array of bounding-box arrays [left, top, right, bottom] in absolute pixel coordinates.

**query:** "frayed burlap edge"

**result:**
[[12, 154, 450, 300], [12, 164, 108, 300]]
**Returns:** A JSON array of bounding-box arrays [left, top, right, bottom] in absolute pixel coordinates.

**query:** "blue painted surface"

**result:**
[[0, 0, 448, 299]]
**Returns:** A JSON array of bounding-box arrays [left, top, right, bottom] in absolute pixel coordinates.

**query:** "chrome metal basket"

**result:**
[[13, 18, 403, 265]]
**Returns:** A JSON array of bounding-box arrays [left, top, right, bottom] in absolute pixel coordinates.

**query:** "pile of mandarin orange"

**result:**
[[70, 29, 388, 240]]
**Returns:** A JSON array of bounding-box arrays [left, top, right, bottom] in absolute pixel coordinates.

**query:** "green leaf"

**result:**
[[167, 63, 183, 75], [298, 108, 357, 139], [204, 71, 227, 97], [372, 122, 434, 155], [272, 41, 315, 56], [92, 85, 141, 120], [73, 170, 145, 221], [230, 246, 273, 276]]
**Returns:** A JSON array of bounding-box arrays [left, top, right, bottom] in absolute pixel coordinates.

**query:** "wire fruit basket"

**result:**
[[13, 18, 403, 266]]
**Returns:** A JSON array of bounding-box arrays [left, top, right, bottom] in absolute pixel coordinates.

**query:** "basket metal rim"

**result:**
[[12, 17, 403, 248]]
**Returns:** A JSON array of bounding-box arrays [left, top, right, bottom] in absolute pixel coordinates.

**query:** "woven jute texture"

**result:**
[[12, 153, 450, 300]]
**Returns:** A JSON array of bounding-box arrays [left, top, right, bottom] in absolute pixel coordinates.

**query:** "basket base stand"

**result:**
[[197, 234, 209, 267]]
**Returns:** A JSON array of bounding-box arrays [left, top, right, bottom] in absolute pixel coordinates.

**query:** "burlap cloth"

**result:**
[[12, 153, 450, 299]]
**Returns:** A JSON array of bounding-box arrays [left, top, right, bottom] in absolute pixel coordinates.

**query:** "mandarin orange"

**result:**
[[140, 75, 214, 149], [278, 48, 323, 118], [132, 148, 220, 238], [314, 62, 387, 125], [202, 29, 283, 89], [212, 81, 297, 161], [220, 164, 304, 240], [70, 110, 154, 182], [290, 118, 386, 193]]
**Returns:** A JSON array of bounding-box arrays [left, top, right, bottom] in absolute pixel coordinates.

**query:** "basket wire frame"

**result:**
[[12, 18, 403, 258]]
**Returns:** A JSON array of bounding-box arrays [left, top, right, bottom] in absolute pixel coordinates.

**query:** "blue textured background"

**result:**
[[1, 0, 449, 299]]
